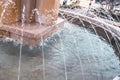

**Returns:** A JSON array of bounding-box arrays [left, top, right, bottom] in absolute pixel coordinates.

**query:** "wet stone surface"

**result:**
[[0, 22, 120, 80]]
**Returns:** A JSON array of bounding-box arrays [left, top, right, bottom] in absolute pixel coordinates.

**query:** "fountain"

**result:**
[[0, 0, 64, 46], [0, 0, 120, 80]]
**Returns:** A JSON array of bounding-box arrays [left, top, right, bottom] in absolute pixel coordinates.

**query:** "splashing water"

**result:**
[[0, 0, 16, 25]]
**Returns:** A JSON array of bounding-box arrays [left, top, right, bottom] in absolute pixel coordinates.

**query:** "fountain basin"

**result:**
[[0, 18, 64, 46], [0, 22, 119, 80]]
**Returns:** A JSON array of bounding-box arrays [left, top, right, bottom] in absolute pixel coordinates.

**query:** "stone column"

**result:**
[[21, 0, 36, 23], [36, 0, 60, 25], [0, 0, 21, 24]]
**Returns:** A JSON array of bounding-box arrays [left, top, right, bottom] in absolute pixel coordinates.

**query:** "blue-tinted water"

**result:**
[[0, 22, 119, 80]]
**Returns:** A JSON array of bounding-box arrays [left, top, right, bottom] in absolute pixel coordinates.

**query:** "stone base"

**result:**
[[0, 18, 64, 46]]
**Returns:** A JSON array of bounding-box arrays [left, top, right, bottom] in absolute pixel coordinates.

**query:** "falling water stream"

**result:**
[[17, 4, 26, 80]]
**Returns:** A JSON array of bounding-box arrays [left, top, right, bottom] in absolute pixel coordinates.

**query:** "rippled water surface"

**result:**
[[0, 22, 120, 80]]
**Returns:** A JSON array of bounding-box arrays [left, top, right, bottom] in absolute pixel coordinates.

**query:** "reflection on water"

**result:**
[[0, 22, 120, 80]]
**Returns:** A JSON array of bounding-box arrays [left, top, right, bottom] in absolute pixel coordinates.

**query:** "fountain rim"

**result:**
[[59, 9, 120, 40]]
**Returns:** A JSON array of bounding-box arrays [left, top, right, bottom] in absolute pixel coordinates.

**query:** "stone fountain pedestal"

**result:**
[[0, 18, 64, 46], [0, 0, 63, 46]]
